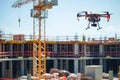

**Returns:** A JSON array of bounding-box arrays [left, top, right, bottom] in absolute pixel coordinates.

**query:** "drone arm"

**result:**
[[99, 14, 111, 22], [106, 15, 110, 22], [77, 13, 80, 21], [77, 17, 79, 21], [77, 13, 85, 21], [88, 21, 90, 27]]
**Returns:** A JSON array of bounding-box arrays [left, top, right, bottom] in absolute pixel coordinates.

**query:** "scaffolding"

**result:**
[[1, 34, 120, 78]]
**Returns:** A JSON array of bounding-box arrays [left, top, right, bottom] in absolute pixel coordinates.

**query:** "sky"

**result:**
[[0, 0, 120, 39]]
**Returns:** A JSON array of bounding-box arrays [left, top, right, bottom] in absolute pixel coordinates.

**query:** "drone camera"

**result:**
[[91, 24, 97, 27]]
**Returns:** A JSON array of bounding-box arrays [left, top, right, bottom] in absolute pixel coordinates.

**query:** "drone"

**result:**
[[77, 11, 111, 30]]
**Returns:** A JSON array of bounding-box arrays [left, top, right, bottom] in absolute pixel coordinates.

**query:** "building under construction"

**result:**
[[0, 34, 120, 78]]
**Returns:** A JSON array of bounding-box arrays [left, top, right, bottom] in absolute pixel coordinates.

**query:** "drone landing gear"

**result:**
[[97, 22, 102, 30], [97, 27, 102, 30], [86, 22, 90, 30], [86, 27, 90, 30]]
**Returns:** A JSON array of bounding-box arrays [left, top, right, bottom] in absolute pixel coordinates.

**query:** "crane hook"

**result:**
[[18, 18, 21, 28]]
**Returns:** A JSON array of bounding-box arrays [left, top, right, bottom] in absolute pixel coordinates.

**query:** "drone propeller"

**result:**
[[80, 11, 88, 19], [103, 11, 112, 15], [80, 11, 87, 13], [77, 11, 87, 21], [103, 11, 109, 13], [102, 11, 112, 22]]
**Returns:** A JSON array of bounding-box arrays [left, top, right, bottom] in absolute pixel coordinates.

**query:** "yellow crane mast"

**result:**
[[12, 0, 58, 79]]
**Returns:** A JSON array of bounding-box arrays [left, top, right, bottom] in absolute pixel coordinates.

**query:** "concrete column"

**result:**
[[21, 60, 24, 75], [79, 58, 87, 72], [99, 59, 103, 65], [66, 60, 69, 71], [54, 44, 57, 55], [74, 43, 79, 55], [9, 61, 13, 78], [29, 60, 32, 74], [21, 44, 24, 57], [54, 44, 57, 53], [103, 59, 107, 72], [10, 44, 13, 58], [24, 60, 27, 75], [99, 44, 103, 55], [60, 59, 63, 70], [74, 58, 78, 73], [83, 45, 87, 56], [83, 59, 86, 72], [82, 45, 87, 72], [2, 61, 5, 78], [99, 45, 103, 65], [54, 59, 58, 69], [80, 60, 83, 72], [9, 44, 13, 77]]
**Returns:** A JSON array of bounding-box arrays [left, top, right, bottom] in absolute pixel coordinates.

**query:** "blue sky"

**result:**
[[0, 0, 120, 38]]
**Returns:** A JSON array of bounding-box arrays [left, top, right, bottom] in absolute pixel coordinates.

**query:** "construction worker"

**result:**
[[69, 76, 74, 80], [63, 75, 67, 80]]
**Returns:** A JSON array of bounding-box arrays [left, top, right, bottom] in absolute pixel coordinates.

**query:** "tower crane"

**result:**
[[12, 0, 58, 79]]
